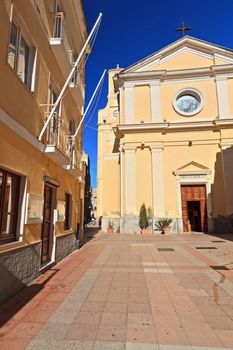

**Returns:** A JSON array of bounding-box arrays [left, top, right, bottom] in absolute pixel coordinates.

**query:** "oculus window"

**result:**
[[173, 88, 204, 116]]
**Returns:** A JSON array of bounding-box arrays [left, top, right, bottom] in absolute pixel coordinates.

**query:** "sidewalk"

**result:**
[[1, 232, 233, 349]]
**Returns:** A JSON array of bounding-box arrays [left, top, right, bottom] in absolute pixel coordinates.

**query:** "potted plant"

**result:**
[[139, 203, 151, 234], [107, 220, 113, 233], [155, 218, 172, 235]]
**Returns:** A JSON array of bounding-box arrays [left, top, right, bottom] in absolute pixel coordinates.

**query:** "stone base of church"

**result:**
[[214, 215, 233, 233], [102, 217, 217, 234], [102, 217, 181, 234]]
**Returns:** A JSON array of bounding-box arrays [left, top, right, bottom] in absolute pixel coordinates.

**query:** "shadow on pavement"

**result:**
[[0, 268, 59, 327], [83, 225, 101, 244], [206, 232, 233, 242]]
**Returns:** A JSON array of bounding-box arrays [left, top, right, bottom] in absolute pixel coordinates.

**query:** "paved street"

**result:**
[[1, 232, 233, 350]]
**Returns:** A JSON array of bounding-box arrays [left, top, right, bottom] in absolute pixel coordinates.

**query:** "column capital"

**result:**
[[124, 82, 135, 88], [219, 142, 233, 150], [215, 75, 227, 82], [124, 145, 137, 153], [150, 144, 164, 152], [149, 80, 161, 87]]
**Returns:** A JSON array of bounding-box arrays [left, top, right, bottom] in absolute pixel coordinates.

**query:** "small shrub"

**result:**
[[139, 203, 149, 229], [155, 218, 172, 231]]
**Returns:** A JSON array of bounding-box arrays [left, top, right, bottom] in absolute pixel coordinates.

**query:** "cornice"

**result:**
[[113, 118, 233, 137], [114, 64, 233, 90]]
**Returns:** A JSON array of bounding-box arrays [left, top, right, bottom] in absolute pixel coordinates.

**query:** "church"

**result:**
[[97, 36, 233, 234]]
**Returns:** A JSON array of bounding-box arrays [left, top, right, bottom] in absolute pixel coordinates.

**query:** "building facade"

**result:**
[[91, 188, 97, 220], [97, 36, 233, 234], [0, 0, 88, 302], [83, 152, 92, 226]]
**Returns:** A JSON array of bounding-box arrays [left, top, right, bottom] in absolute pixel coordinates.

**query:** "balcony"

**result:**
[[40, 105, 82, 176], [65, 148, 83, 178], [49, 12, 74, 78], [69, 69, 85, 107]]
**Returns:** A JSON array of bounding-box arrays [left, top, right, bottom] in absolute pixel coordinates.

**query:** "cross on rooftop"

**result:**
[[175, 20, 192, 36]]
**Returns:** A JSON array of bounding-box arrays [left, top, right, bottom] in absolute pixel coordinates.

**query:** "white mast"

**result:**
[[38, 12, 103, 141], [73, 69, 107, 140]]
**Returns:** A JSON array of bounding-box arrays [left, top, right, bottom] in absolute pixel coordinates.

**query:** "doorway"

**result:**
[[181, 184, 207, 232], [187, 201, 201, 231], [41, 183, 56, 264]]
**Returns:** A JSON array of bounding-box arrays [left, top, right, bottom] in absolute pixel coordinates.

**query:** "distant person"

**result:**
[[98, 216, 102, 229]]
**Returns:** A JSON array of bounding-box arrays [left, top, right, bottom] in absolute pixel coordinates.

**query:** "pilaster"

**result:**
[[150, 81, 161, 122], [215, 75, 229, 118], [150, 145, 165, 217], [124, 83, 134, 124], [124, 146, 136, 216]]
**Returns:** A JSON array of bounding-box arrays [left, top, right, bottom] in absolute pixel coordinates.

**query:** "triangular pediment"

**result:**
[[174, 161, 211, 175], [122, 36, 233, 73]]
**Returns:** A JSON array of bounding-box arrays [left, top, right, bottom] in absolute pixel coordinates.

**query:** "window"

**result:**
[[64, 193, 72, 230], [176, 94, 199, 113], [173, 88, 204, 116], [0, 169, 20, 243], [69, 119, 76, 135], [7, 19, 35, 89], [53, 2, 63, 38]]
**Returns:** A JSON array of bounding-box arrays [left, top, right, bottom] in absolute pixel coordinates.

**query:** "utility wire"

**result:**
[[83, 72, 105, 130]]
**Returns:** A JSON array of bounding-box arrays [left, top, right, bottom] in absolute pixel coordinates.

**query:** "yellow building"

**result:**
[[0, 0, 88, 302], [98, 36, 233, 234]]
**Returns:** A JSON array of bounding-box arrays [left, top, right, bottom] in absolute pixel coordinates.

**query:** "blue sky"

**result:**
[[82, 0, 233, 188]]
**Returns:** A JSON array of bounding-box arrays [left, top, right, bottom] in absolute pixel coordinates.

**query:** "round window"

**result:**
[[173, 88, 204, 116]]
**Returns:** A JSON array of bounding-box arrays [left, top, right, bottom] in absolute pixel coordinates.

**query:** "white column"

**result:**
[[119, 146, 124, 217], [150, 81, 161, 122], [151, 145, 165, 217], [215, 76, 229, 118], [124, 146, 136, 216], [124, 84, 134, 124]]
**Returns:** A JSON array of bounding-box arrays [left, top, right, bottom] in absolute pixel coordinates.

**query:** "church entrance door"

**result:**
[[181, 185, 207, 232]]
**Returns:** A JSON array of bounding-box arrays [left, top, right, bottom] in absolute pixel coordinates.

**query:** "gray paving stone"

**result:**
[[94, 245, 113, 264], [94, 341, 127, 350], [49, 310, 78, 324], [159, 345, 192, 350], [126, 343, 159, 349], [27, 340, 95, 350], [33, 322, 70, 340]]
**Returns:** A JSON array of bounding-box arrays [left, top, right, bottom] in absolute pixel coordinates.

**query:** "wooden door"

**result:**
[[181, 185, 207, 232], [41, 184, 55, 264]]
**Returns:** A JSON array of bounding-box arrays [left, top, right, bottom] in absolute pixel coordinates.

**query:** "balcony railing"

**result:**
[[53, 12, 74, 64], [69, 66, 85, 103], [40, 104, 82, 171]]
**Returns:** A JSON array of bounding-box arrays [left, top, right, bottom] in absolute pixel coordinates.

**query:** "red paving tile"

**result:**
[[0, 337, 32, 350], [216, 329, 233, 347], [96, 324, 127, 342], [73, 311, 102, 325]]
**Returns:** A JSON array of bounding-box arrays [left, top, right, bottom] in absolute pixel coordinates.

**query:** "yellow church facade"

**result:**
[[97, 36, 233, 234]]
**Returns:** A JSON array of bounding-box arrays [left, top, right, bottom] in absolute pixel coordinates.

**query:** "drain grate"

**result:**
[[157, 248, 175, 252], [195, 247, 217, 250], [210, 265, 229, 270], [211, 240, 226, 243]]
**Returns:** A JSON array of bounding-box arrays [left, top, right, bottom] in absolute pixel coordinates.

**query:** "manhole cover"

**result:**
[[157, 248, 175, 252], [195, 247, 217, 250], [210, 265, 229, 270]]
